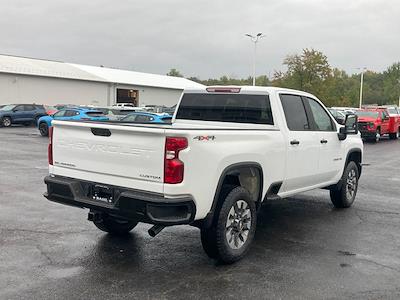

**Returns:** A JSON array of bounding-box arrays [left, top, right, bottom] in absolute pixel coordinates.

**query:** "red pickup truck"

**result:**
[[357, 107, 400, 142]]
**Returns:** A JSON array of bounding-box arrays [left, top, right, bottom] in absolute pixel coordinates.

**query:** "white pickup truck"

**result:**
[[44, 86, 363, 263]]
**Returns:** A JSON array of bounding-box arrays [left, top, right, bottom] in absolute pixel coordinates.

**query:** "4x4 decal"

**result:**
[[193, 135, 216, 141]]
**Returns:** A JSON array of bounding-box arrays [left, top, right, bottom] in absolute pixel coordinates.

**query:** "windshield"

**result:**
[[0, 105, 16, 111], [388, 108, 398, 115], [356, 111, 379, 118]]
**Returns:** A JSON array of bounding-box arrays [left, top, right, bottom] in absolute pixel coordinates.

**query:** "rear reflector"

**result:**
[[48, 127, 54, 165], [206, 87, 241, 93]]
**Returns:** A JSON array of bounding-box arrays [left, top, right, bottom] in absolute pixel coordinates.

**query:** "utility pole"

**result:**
[[357, 67, 367, 108], [245, 32, 265, 86], [398, 79, 400, 107]]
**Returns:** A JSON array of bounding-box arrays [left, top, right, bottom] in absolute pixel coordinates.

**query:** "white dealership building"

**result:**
[[0, 54, 203, 107]]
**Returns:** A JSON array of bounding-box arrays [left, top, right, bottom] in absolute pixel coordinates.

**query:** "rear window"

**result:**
[[86, 111, 105, 117], [176, 93, 273, 125], [111, 109, 138, 115]]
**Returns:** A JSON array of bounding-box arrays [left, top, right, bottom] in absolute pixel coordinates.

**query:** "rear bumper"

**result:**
[[44, 175, 196, 226]]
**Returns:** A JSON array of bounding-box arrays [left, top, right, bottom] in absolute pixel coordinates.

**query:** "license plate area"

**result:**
[[90, 184, 114, 204]]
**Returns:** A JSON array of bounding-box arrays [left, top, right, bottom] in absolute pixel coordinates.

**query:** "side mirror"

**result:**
[[337, 118, 345, 125], [338, 114, 358, 141]]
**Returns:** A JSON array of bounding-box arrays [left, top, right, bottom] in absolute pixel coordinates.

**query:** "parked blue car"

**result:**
[[0, 104, 47, 127], [37, 108, 108, 136], [120, 112, 172, 123]]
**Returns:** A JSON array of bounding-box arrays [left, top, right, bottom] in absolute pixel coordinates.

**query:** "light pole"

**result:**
[[357, 67, 367, 108], [245, 32, 265, 86], [398, 79, 400, 107]]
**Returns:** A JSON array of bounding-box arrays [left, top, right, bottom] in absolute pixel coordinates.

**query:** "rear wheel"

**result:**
[[93, 214, 138, 236], [389, 130, 399, 140], [39, 122, 49, 137], [200, 186, 257, 264], [1, 117, 12, 127], [34, 116, 41, 126], [330, 161, 359, 208]]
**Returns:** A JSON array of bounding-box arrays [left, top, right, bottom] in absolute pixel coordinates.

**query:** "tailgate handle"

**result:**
[[91, 128, 111, 137]]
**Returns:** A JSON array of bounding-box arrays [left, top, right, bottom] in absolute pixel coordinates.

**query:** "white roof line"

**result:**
[[0, 54, 204, 90]]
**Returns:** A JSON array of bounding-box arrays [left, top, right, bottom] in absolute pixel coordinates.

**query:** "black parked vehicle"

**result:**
[[328, 108, 346, 125], [0, 104, 47, 127]]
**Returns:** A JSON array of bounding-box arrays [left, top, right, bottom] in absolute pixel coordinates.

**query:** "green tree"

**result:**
[[166, 68, 183, 77], [382, 62, 400, 105], [278, 48, 331, 93]]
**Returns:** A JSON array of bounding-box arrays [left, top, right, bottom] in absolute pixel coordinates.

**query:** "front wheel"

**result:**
[[1, 117, 12, 127], [373, 129, 381, 143], [39, 122, 49, 137], [330, 161, 359, 208], [93, 214, 138, 236], [200, 186, 257, 264]]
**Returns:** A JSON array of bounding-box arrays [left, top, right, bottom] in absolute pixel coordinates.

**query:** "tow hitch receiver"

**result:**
[[88, 211, 103, 223]]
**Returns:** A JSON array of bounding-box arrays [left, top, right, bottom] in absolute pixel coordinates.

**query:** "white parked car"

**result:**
[[44, 86, 363, 263], [112, 103, 135, 108]]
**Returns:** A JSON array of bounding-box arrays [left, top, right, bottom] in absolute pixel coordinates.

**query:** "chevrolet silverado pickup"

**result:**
[[44, 86, 363, 263], [357, 107, 400, 142]]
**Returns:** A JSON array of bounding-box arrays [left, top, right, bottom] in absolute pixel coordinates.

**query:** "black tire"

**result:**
[[1, 117, 12, 127], [201, 186, 257, 264], [201, 184, 236, 259], [330, 161, 359, 208], [39, 122, 49, 137], [373, 128, 380, 143], [93, 214, 138, 236], [34, 116, 41, 126], [389, 130, 399, 140]]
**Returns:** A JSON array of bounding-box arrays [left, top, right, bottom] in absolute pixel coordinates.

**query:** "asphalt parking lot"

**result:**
[[1, 126, 400, 299]]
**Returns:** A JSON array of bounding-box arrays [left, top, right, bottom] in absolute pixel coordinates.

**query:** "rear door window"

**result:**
[[135, 115, 154, 122], [176, 93, 274, 125], [280, 94, 310, 131], [24, 105, 36, 111]]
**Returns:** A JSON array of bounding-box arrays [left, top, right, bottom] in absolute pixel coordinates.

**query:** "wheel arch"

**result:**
[[198, 162, 264, 229], [345, 148, 362, 176]]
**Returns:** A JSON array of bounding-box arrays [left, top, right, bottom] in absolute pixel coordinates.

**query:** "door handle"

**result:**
[[290, 140, 300, 145], [320, 139, 328, 144]]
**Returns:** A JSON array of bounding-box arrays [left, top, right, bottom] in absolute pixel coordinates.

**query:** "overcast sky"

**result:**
[[0, 0, 399, 79]]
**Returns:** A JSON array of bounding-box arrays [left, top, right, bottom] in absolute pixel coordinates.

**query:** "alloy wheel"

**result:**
[[225, 200, 252, 250], [346, 169, 357, 200], [2, 118, 11, 127]]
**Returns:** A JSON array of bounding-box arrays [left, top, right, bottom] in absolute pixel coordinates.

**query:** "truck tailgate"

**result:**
[[50, 121, 166, 193]]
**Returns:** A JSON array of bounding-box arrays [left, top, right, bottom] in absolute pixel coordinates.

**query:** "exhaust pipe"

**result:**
[[148, 224, 165, 237]]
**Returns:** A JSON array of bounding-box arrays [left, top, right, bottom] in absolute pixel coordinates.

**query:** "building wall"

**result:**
[[0, 73, 109, 106], [113, 84, 183, 107], [0, 73, 183, 107]]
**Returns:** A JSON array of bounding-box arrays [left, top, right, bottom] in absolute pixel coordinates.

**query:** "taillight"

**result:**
[[48, 127, 54, 165], [164, 137, 188, 184]]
